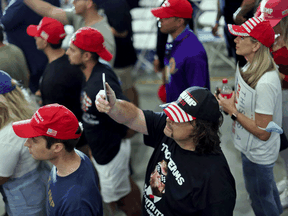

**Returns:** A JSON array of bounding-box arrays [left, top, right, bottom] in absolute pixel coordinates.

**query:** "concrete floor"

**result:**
[[1, 31, 288, 216]]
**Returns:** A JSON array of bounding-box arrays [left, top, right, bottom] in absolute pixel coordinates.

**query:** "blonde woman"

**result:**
[[218, 17, 282, 215], [0, 70, 50, 215]]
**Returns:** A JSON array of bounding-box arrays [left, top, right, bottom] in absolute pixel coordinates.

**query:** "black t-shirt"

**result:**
[[142, 111, 236, 216], [81, 62, 128, 165], [39, 54, 87, 148], [40, 54, 84, 120], [98, 0, 137, 68]]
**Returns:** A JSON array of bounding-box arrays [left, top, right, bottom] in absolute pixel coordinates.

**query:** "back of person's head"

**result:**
[[161, 86, 223, 154], [70, 27, 113, 62], [26, 17, 66, 50], [228, 17, 278, 88], [0, 71, 35, 130], [12, 104, 82, 152]]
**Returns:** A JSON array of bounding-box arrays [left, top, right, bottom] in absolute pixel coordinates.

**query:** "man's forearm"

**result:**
[[216, 0, 222, 22], [239, 0, 256, 16], [109, 99, 148, 135], [23, 0, 53, 17], [23, 0, 68, 25], [228, 108, 271, 141]]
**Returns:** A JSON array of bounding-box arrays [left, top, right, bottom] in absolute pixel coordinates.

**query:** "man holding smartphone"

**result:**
[[66, 27, 141, 216]]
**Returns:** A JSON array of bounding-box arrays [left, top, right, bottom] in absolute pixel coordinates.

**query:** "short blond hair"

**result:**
[[0, 80, 35, 130]]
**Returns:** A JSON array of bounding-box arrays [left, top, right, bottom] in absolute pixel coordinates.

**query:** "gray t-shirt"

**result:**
[[0, 44, 30, 88], [65, 10, 116, 66]]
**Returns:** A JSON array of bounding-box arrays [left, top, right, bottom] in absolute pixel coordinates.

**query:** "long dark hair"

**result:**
[[190, 113, 223, 154]]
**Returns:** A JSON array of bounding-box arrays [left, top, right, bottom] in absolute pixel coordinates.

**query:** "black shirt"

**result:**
[[81, 62, 128, 165], [40, 54, 84, 120], [142, 111, 236, 216], [40, 54, 87, 148]]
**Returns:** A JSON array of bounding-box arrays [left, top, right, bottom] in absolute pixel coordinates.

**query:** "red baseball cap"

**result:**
[[263, 0, 288, 27], [12, 104, 81, 140], [70, 27, 113, 62], [228, 17, 275, 48], [151, 0, 193, 19], [27, 17, 66, 44]]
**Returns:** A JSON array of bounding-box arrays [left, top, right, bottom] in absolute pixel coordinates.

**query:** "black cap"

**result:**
[[160, 86, 221, 123]]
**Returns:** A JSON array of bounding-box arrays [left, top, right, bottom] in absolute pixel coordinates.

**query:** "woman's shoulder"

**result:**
[[0, 122, 25, 146], [257, 70, 281, 90]]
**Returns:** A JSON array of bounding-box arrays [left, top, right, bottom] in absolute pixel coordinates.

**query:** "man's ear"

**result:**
[[176, 18, 185, 27], [86, 0, 94, 9], [52, 142, 64, 153], [82, 51, 92, 62]]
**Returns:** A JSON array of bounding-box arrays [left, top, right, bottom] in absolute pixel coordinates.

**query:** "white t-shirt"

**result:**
[[244, 69, 282, 164], [0, 123, 39, 178]]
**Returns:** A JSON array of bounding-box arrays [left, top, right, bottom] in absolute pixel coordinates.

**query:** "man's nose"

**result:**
[[24, 139, 31, 147]]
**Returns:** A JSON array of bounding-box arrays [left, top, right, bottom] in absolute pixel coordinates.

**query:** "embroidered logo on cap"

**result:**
[[34, 111, 44, 124], [263, 7, 273, 15], [179, 91, 197, 106], [47, 128, 57, 136]]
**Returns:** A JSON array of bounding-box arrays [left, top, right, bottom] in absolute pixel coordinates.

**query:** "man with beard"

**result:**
[[66, 27, 141, 216]]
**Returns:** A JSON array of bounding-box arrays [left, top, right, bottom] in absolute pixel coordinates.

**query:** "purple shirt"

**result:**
[[164, 26, 210, 102]]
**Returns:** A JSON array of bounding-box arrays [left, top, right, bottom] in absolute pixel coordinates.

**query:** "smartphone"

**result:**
[[102, 73, 109, 102]]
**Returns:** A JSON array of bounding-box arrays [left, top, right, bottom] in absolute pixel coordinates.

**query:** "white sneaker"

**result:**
[[277, 177, 288, 194], [280, 188, 288, 209]]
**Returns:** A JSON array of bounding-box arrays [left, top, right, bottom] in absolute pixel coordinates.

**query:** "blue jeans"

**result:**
[[241, 153, 283, 216]]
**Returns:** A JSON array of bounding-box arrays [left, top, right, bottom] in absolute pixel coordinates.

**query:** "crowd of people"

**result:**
[[0, 0, 287, 215]]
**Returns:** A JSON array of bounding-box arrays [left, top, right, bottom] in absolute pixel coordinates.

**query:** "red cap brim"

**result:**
[[227, 24, 250, 37], [151, 7, 173, 19], [26, 25, 40, 37], [97, 48, 113, 62], [12, 119, 43, 138]]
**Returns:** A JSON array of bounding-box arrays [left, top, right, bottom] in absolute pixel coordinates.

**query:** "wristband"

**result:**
[[215, 20, 219, 24]]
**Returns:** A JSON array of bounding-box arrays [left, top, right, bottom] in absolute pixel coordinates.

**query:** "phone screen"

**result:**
[[102, 73, 109, 102]]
